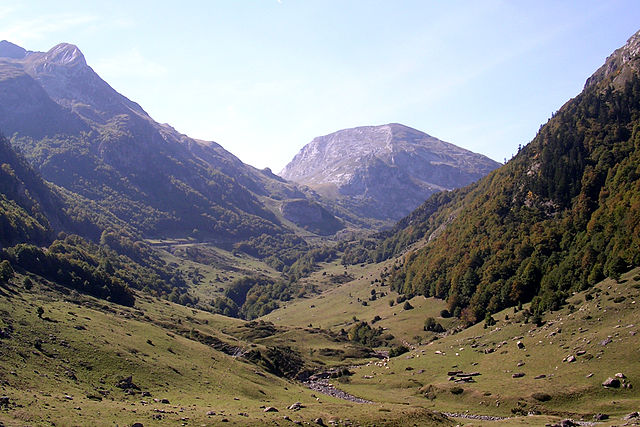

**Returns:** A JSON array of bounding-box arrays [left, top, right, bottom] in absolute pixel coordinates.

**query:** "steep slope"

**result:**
[[0, 41, 342, 241], [374, 29, 640, 324], [280, 123, 499, 222]]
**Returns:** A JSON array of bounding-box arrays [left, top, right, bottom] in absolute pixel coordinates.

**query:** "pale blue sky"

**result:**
[[1, 1, 639, 171]]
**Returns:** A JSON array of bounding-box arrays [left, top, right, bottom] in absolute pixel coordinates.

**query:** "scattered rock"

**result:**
[[593, 413, 609, 421], [512, 373, 525, 378], [160, 398, 170, 404], [600, 338, 612, 346], [288, 402, 304, 410], [206, 411, 215, 416], [563, 355, 576, 363], [615, 372, 626, 379], [576, 350, 586, 356], [624, 412, 640, 420], [314, 417, 325, 426], [602, 377, 621, 388], [517, 362, 525, 367], [264, 406, 278, 412], [534, 374, 546, 379], [131, 423, 144, 427], [516, 341, 525, 349], [586, 373, 594, 378]]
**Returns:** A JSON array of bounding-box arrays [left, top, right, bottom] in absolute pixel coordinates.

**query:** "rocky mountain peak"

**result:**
[[280, 123, 500, 222], [585, 29, 640, 89], [0, 40, 27, 59], [41, 43, 86, 67]]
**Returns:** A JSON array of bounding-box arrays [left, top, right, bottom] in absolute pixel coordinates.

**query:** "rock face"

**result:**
[[280, 124, 499, 222]]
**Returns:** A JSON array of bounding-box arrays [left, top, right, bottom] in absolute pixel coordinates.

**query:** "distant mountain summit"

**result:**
[[280, 123, 499, 222]]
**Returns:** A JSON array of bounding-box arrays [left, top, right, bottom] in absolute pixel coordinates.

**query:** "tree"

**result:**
[[0, 260, 14, 282]]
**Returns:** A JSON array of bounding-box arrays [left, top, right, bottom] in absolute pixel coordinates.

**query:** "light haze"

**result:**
[[1, 1, 639, 171]]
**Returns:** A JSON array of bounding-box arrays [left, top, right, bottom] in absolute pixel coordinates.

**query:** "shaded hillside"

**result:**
[[377, 30, 640, 323], [281, 123, 499, 224], [0, 41, 342, 242]]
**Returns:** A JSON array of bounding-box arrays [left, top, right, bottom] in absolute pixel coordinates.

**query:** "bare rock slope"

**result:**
[[280, 123, 499, 222]]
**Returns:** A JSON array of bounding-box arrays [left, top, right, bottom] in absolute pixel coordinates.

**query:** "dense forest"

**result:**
[[377, 70, 640, 324]]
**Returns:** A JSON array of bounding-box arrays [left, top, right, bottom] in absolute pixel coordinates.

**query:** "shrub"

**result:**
[[424, 317, 444, 332], [388, 345, 409, 358]]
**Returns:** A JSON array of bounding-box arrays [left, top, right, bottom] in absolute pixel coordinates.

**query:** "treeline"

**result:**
[[387, 72, 640, 324], [0, 233, 195, 307]]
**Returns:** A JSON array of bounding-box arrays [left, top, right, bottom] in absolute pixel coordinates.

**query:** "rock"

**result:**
[[264, 406, 278, 412], [0, 396, 9, 407], [314, 418, 325, 426], [141, 391, 151, 397], [512, 373, 525, 378], [624, 412, 640, 420], [615, 372, 626, 378], [516, 341, 525, 349], [557, 419, 578, 427], [586, 373, 594, 378], [593, 413, 608, 421], [206, 411, 215, 416], [160, 398, 170, 404], [600, 338, 612, 346], [116, 376, 140, 391], [283, 415, 291, 421], [131, 423, 144, 427], [601, 377, 621, 388], [534, 374, 546, 379], [288, 402, 304, 410], [563, 355, 576, 363], [576, 350, 586, 356], [517, 362, 525, 367]]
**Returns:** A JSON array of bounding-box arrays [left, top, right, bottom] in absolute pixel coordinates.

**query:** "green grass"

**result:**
[[0, 270, 450, 426]]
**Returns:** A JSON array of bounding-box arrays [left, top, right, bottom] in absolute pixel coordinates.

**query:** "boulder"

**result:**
[[264, 406, 278, 412], [516, 341, 525, 349], [615, 372, 626, 378], [601, 377, 621, 388], [512, 373, 525, 378]]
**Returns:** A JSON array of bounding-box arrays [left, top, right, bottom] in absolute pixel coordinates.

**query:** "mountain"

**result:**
[[359, 30, 640, 324], [280, 123, 500, 223], [0, 41, 343, 244]]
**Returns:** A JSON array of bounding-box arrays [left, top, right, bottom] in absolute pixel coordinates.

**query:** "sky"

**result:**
[[1, 1, 639, 172]]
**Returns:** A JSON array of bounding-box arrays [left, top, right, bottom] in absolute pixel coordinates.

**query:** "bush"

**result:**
[[424, 317, 444, 332], [403, 301, 413, 310], [440, 309, 451, 318], [0, 260, 14, 282], [388, 345, 409, 358], [531, 392, 552, 402]]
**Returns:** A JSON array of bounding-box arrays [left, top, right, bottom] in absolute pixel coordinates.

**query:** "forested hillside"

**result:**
[[374, 31, 640, 324]]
